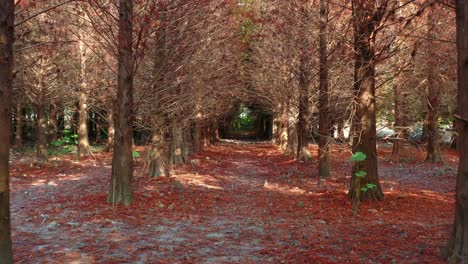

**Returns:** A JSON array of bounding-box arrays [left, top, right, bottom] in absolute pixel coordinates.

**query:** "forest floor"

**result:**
[[9, 141, 456, 264]]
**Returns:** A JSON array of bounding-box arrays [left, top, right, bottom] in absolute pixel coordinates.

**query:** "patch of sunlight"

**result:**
[[263, 182, 306, 195], [31, 179, 46, 186], [46, 180, 58, 186], [186, 178, 224, 190], [108, 232, 127, 242]]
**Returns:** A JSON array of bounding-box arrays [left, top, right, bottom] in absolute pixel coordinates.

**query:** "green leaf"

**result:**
[[350, 152, 367, 162], [360, 187, 368, 192], [71, 134, 78, 139], [133, 150, 141, 158], [355, 171, 367, 177], [366, 183, 377, 189]]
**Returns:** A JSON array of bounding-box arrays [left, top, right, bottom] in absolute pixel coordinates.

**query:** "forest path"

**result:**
[[10, 142, 454, 263]]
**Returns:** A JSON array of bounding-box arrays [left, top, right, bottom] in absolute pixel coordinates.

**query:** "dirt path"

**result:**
[[10, 142, 454, 263]]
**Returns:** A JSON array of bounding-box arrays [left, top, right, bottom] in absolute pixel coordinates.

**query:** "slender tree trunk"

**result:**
[[279, 105, 289, 151], [392, 82, 406, 156], [425, 8, 443, 162], [36, 103, 48, 163], [108, 0, 134, 206], [286, 112, 298, 156], [77, 91, 91, 157], [95, 111, 102, 144], [297, 56, 312, 162], [318, 0, 330, 177], [442, 1, 468, 261], [15, 102, 23, 149], [48, 102, 58, 144], [77, 24, 91, 157], [170, 123, 185, 165], [348, 0, 384, 202], [0, 0, 14, 261], [106, 109, 115, 152]]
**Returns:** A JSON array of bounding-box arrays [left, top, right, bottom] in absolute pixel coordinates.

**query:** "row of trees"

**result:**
[[1, 0, 468, 262]]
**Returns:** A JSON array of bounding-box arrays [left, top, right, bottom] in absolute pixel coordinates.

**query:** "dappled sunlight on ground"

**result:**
[[9, 142, 456, 263]]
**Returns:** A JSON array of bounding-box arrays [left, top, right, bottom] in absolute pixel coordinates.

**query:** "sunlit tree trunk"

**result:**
[[77, 26, 91, 157], [108, 0, 134, 206], [318, 0, 330, 177], [348, 0, 384, 202], [442, 0, 468, 261], [0, 0, 14, 261], [297, 55, 312, 162], [105, 109, 115, 152], [425, 8, 443, 163], [170, 123, 185, 165], [147, 125, 168, 177]]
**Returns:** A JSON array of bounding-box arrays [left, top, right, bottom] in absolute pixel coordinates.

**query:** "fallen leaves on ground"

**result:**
[[10, 142, 455, 263]]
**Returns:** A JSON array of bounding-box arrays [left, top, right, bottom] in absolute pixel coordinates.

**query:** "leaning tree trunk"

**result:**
[[15, 102, 23, 149], [108, 0, 134, 206], [348, 0, 384, 202], [442, 1, 468, 261], [0, 0, 14, 261], [425, 8, 443, 163], [318, 0, 330, 178], [36, 102, 48, 164]]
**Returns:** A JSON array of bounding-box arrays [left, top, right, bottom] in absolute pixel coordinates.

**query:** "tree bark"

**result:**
[[348, 0, 384, 202], [442, 0, 468, 261], [170, 123, 185, 165], [0, 0, 14, 261], [425, 8, 443, 163], [48, 103, 58, 144], [36, 102, 48, 163], [15, 102, 23, 149], [107, 0, 134, 206], [106, 109, 115, 152], [392, 82, 407, 156], [77, 28, 91, 157], [318, 0, 330, 177], [147, 126, 168, 177]]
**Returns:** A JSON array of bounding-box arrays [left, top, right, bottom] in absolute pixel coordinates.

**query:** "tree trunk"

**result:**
[[318, 0, 330, 177], [48, 103, 58, 144], [36, 103, 48, 163], [15, 102, 23, 149], [279, 105, 289, 151], [0, 0, 14, 261], [286, 112, 298, 156], [348, 0, 384, 202], [297, 56, 312, 162], [392, 82, 407, 156], [106, 109, 115, 152], [147, 127, 168, 177], [442, 1, 468, 261], [108, 0, 134, 206], [77, 91, 91, 157], [425, 8, 443, 163], [77, 28, 91, 157], [170, 123, 185, 165]]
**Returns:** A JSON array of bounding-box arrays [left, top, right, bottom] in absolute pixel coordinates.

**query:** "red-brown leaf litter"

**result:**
[[10, 141, 456, 263]]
